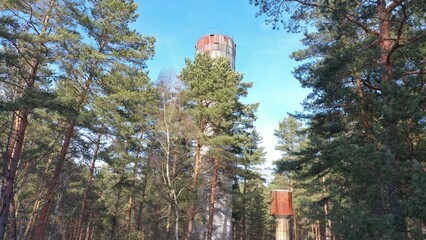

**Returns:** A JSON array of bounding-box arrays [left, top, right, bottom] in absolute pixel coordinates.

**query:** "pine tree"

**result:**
[[0, 0, 79, 237], [179, 53, 252, 240], [32, 0, 155, 238], [251, 0, 426, 238]]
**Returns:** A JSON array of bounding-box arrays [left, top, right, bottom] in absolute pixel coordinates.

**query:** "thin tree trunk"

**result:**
[[172, 154, 180, 240], [137, 168, 149, 240], [23, 193, 41, 239], [125, 141, 142, 240], [125, 195, 133, 240], [23, 156, 52, 239], [165, 205, 172, 239], [174, 200, 179, 240], [324, 200, 331, 240], [207, 158, 219, 240], [317, 221, 321, 240], [241, 175, 247, 240], [110, 177, 124, 240], [185, 142, 202, 240], [84, 217, 93, 240], [84, 218, 91, 240], [76, 132, 102, 240], [294, 207, 301, 240], [136, 201, 145, 240], [355, 74, 373, 135], [321, 177, 332, 240]]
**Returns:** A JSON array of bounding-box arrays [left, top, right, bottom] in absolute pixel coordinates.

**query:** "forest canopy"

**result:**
[[0, 0, 425, 240]]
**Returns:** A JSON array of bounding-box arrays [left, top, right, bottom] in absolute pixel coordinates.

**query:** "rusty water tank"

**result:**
[[270, 190, 293, 217], [195, 33, 236, 70]]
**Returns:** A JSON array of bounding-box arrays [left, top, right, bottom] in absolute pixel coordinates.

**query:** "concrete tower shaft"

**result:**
[[192, 33, 236, 240], [196, 34, 236, 70]]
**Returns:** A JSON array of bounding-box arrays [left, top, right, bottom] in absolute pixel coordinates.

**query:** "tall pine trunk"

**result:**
[[7, 198, 16, 240], [76, 132, 102, 240], [33, 119, 76, 240], [0, 1, 56, 237], [33, 68, 96, 239], [125, 195, 134, 239], [23, 156, 52, 239], [0, 112, 27, 239]]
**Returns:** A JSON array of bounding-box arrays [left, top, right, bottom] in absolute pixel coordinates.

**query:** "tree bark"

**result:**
[[0, 110, 29, 239], [7, 198, 16, 240]]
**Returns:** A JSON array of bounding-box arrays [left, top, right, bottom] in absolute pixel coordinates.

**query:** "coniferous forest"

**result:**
[[0, 0, 425, 240]]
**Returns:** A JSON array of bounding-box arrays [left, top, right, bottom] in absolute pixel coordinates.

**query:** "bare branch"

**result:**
[[343, 13, 381, 36], [362, 80, 381, 91], [403, 70, 425, 76]]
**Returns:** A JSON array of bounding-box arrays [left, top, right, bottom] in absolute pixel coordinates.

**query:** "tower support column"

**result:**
[[276, 217, 290, 240]]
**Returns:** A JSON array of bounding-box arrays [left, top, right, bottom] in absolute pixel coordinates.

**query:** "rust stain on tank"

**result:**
[[195, 33, 236, 70]]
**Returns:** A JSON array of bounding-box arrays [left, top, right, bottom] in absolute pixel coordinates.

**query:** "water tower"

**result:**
[[271, 190, 294, 240], [193, 33, 236, 240], [195, 33, 236, 70]]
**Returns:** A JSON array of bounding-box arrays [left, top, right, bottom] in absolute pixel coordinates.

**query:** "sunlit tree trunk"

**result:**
[[125, 192, 134, 239], [77, 132, 102, 240], [23, 156, 52, 239], [110, 176, 124, 240]]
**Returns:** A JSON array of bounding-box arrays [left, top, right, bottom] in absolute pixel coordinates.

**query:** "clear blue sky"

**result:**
[[134, 0, 310, 170]]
